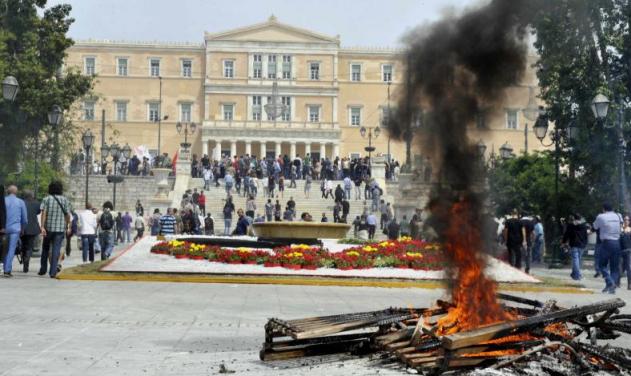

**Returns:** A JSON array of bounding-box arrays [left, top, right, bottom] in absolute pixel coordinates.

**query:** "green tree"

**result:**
[[0, 0, 93, 183], [530, 0, 631, 216]]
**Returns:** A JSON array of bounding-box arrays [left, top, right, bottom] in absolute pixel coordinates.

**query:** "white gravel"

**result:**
[[102, 236, 540, 283]]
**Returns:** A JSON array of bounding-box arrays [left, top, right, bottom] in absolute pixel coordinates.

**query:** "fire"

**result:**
[[435, 201, 513, 335]]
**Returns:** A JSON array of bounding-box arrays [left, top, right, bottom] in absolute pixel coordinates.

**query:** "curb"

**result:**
[[56, 272, 593, 294]]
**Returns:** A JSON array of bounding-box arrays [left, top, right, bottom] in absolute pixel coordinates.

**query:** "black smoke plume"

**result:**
[[390, 0, 538, 270]]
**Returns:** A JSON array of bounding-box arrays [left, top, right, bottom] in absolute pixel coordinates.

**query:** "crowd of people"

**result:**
[[498, 203, 631, 294]]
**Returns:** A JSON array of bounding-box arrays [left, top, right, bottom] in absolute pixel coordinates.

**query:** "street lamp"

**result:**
[[82, 129, 95, 208], [176, 121, 197, 148], [476, 139, 487, 158], [522, 86, 540, 154], [48, 104, 63, 170], [2, 76, 19, 102], [360, 125, 380, 169], [592, 93, 627, 213], [499, 141, 514, 160], [264, 80, 287, 125], [103, 142, 131, 210]]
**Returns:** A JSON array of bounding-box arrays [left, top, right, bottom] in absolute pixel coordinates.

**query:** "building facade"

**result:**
[[65, 16, 545, 166]]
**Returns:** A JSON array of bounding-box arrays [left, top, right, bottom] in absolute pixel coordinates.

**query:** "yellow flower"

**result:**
[[406, 252, 423, 258], [285, 252, 303, 258], [346, 251, 360, 257], [168, 240, 185, 247], [292, 244, 312, 250], [378, 241, 392, 247], [362, 245, 377, 252], [399, 236, 412, 242], [237, 247, 252, 253]]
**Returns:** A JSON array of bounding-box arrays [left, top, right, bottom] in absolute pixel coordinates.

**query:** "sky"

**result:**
[[46, 0, 479, 47]]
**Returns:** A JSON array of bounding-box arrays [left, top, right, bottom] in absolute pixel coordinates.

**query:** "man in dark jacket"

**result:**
[[562, 214, 588, 280], [234, 209, 249, 236], [503, 209, 526, 269], [334, 184, 344, 203], [20, 191, 40, 273], [341, 199, 350, 223], [387, 218, 401, 240]]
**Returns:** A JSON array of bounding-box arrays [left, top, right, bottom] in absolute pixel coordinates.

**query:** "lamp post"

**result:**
[[2, 76, 19, 101], [360, 125, 381, 169], [264, 80, 287, 127], [499, 141, 514, 160], [532, 107, 565, 268], [476, 139, 487, 159], [48, 104, 63, 170], [82, 129, 95, 208], [591, 93, 626, 212], [176, 121, 197, 149], [523, 86, 540, 154], [102, 142, 131, 210]]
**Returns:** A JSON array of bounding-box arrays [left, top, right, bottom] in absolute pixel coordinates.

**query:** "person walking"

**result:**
[[562, 213, 588, 281], [532, 216, 544, 264], [354, 176, 362, 200], [234, 209, 249, 235], [149, 209, 161, 236], [620, 215, 631, 290], [135, 200, 144, 217], [245, 195, 256, 219], [592, 203, 622, 294], [20, 191, 40, 273], [78, 203, 97, 263], [387, 217, 401, 240], [97, 201, 116, 260], [274, 200, 282, 221], [134, 215, 145, 241], [159, 208, 177, 236], [65, 209, 79, 257], [503, 209, 526, 269], [198, 191, 206, 216], [204, 213, 214, 235], [122, 211, 133, 243], [115, 212, 123, 244], [222, 197, 235, 235], [304, 173, 312, 198], [265, 199, 273, 222], [400, 215, 410, 237], [343, 176, 352, 200], [3, 185, 27, 277], [39, 181, 72, 277], [341, 199, 350, 223], [367, 212, 377, 240]]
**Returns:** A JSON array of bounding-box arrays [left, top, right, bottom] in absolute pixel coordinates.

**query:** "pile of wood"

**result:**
[[261, 295, 631, 374]]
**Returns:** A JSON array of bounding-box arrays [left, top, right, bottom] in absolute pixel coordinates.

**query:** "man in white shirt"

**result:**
[[77, 203, 98, 263], [593, 203, 623, 294]]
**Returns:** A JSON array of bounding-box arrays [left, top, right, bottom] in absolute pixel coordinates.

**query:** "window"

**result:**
[[351, 64, 361, 82], [84, 101, 95, 121], [84, 57, 96, 75], [180, 103, 191, 122], [116, 102, 127, 122], [382, 64, 393, 82], [117, 58, 128, 76], [310, 62, 320, 80], [381, 107, 391, 127], [224, 60, 234, 78], [281, 96, 291, 121], [506, 110, 518, 129], [475, 111, 486, 129], [267, 55, 277, 79], [150, 59, 160, 77], [308, 105, 320, 123], [182, 60, 192, 77], [148, 102, 160, 122], [350, 107, 361, 126], [223, 104, 234, 120], [252, 96, 262, 121], [282, 55, 292, 79], [253, 54, 262, 78]]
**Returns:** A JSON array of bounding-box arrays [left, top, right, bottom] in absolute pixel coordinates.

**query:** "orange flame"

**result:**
[[435, 201, 513, 335]]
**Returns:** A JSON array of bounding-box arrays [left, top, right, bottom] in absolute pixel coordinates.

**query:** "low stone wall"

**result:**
[[66, 175, 171, 211]]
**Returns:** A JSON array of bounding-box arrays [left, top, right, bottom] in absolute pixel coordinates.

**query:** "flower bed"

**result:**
[[150, 238, 446, 271]]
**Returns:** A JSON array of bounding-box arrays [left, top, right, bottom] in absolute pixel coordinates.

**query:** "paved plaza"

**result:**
[[1, 246, 630, 375]]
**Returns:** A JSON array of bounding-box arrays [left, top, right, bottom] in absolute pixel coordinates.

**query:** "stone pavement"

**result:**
[[0, 248, 630, 375]]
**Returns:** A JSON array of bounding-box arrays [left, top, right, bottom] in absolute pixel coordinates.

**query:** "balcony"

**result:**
[[203, 120, 339, 130]]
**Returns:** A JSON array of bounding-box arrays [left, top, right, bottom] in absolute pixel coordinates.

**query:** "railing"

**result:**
[[203, 120, 339, 130]]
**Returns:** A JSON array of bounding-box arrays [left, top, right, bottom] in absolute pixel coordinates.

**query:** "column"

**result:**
[[260, 141, 267, 159], [275, 141, 282, 157], [214, 140, 222, 160], [245, 140, 252, 156], [202, 140, 209, 157], [230, 140, 237, 157], [320, 143, 326, 159], [333, 143, 340, 159], [290, 141, 296, 160], [305, 142, 311, 157]]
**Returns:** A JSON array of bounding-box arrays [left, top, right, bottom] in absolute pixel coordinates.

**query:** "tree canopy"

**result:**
[[0, 0, 93, 185]]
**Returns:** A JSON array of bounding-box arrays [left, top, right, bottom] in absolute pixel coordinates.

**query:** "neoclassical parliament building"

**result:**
[[65, 16, 546, 165]]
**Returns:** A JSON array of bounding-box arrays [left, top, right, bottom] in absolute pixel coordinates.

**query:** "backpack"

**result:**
[[100, 211, 114, 231]]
